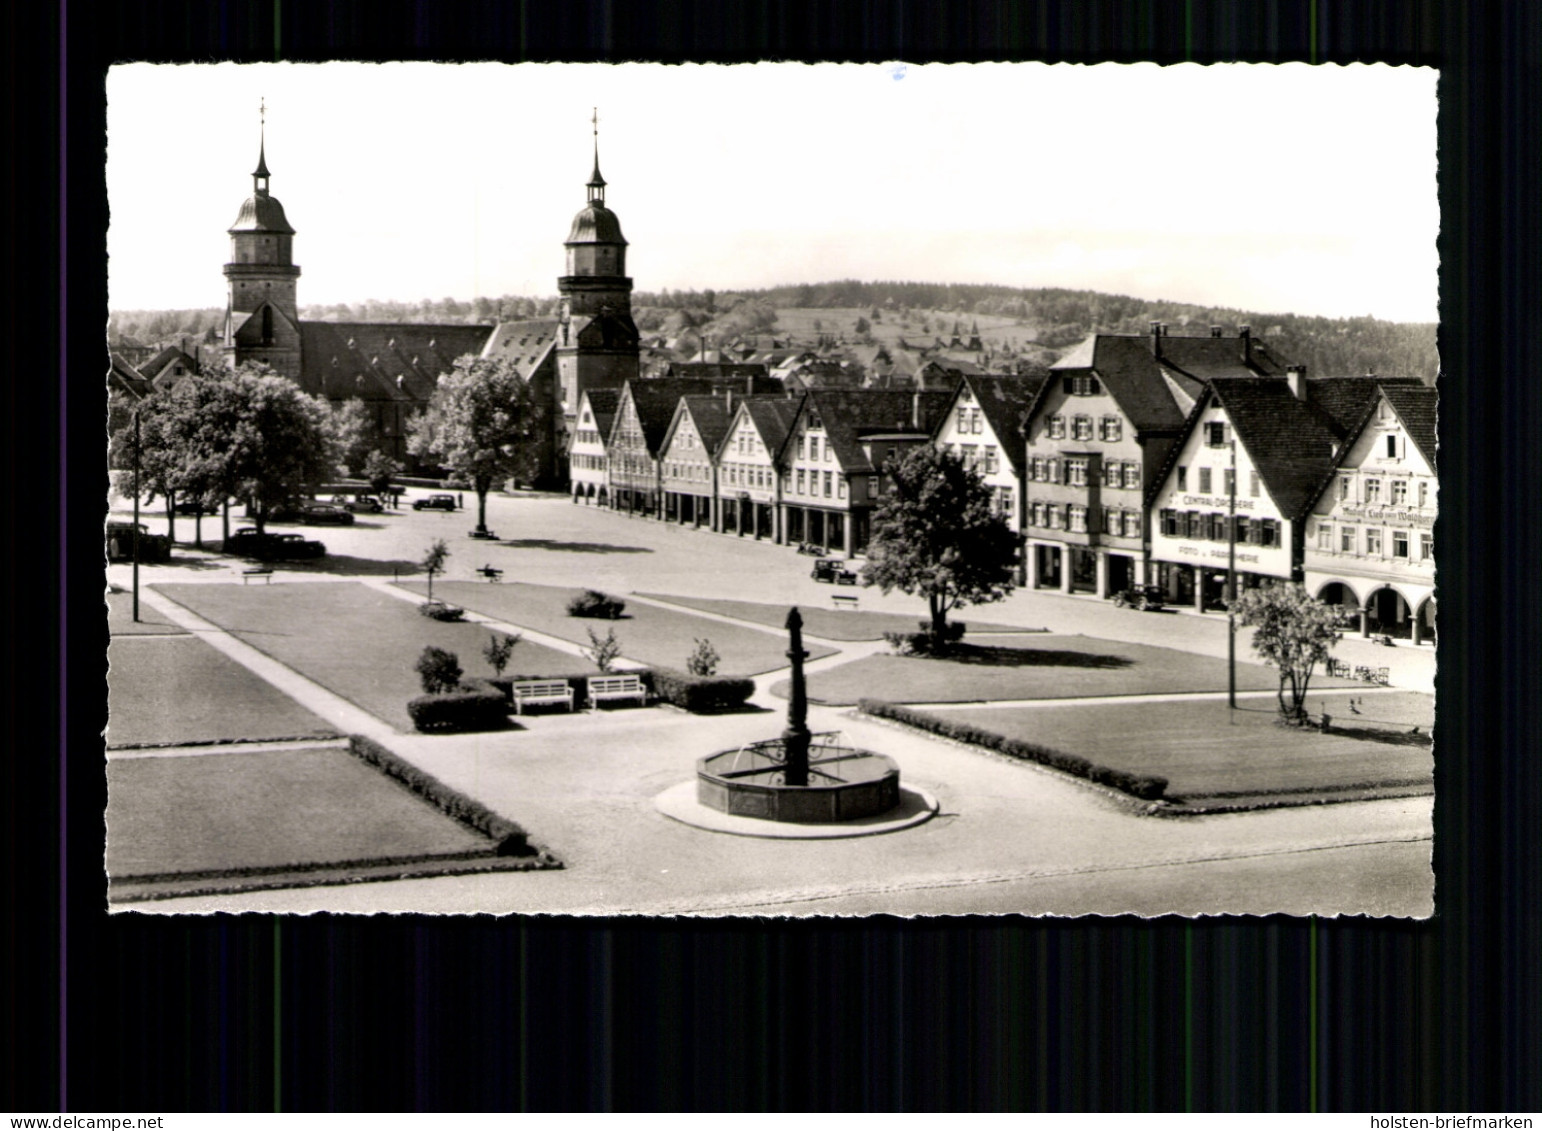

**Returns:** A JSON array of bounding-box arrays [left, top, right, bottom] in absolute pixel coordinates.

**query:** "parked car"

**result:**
[[413, 493, 459, 512], [106, 521, 172, 563], [224, 528, 326, 561], [297, 503, 356, 526], [333, 494, 384, 513], [1111, 585, 1165, 611], [811, 558, 859, 585]]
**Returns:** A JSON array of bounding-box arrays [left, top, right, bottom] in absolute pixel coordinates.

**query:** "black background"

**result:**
[[8, 0, 1537, 1112]]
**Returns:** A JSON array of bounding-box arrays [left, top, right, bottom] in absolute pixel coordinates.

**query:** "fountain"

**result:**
[[694, 607, 904, 823]]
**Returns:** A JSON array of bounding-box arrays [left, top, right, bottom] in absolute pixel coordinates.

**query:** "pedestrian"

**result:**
[[457, 491, 464, 510]]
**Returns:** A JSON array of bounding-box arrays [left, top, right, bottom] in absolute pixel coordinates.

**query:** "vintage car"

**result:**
[[333, 494, 384, 513], [1111, 584, 1166, 611], [106, 521, 172, 563], [224, 528, 327, 561], [413, 493, 459, 512], [811, 558, 859, 585], [297, 503, 356, 526]]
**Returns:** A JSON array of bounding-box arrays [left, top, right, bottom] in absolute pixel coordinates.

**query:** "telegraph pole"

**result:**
[[1227, 438, 1237, 712], [132, 407, 142, 623]]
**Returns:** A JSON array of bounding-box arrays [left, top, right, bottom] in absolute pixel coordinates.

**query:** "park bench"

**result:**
[[830, 593, 859, 611], [1327, 658, 1352, 679], [510, 679, 575, 715], [587, 674, 648, 709], [242, 567, 274, 585], [476, 565, 504, 582], [1353, 665, 1391, 685]]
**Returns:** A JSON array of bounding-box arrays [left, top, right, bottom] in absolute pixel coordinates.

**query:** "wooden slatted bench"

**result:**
[[510, 679, 574, 715], [587, 674, 647, 709], [831, 593, 859, 611], [476, 565, 504, 582], [242, 567, 274, 585]]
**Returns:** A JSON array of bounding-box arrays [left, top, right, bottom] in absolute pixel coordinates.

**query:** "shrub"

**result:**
[[567, 589, 626, 619], [415, 646, 463, 694], [921, 620, 968, 643], [407, 679, 509, 734], [858, 699, 1168, 801], [583, 626, 623, 673], [419, 600, 465, 622], [686, 637, 720, 677], [348, 734, 534, 856], [884, 630, 933, 656], [652, 666, 755, 713], [483, 631, 521, 677]]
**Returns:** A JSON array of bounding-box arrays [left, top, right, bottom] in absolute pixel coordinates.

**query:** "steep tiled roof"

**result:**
[[668, 361, 770, 383], [580, 388, 622, 446], [674, 395, 735, 457], [109, 353, 152, 400], [139, 346, 198, 383], [804, 389, 937, 474], [741, 395, 803, 461], [1209, 378, 1342, 520], [1305, 376, 1424, 442], [625, 379, 722, 456], [480, 320, 559, 375], [1081, 336, 1190, 433], [1380, 383, 1437, 467], [963, 374, 1045, 474], [1154, 334, 1288, 379], [298, 322, 493, 403]]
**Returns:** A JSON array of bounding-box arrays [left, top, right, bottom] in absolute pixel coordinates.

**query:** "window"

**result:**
[[1205, 421, 1229, 447], [825, 441, 833, 463], [1198, 467, 1213, 494], [1366, 528, 1383, 556], [797, 469, 805, 494], [1073, 415, 1093, 441], [1161, 509, 1178, 536], [1364, 478, 1382, 503], [961, 444, 978, 469], [1250, 471, 1260, 498], [1341, 526, 1356, 553], [998, 487, 1013, 517], [984, 446, 999, 474], [1048, 415, 1066, 439], [1032, 501, 1046, 527], [1100, 416, 1123, 442], [1123, 511, 1141, 539], [1186, 512, 1205, 539], [1048, 505, 1064, 530], [1391, 480, 1408, 506], [1393, 530, 1409, 558], [1104, 462, 1121, 488], [1420, 533, 1433, 561], [824, 471, 833, 497], [1224, 468, 1236, 495], [1385, 434, 1399, 459], [1318, 523, 1333, 550], [1046, 458, 1061, 484], [1234, 517, 1251, 543], [1064, 375, 1101, 396], [808, 436, 819, 461], [1209, 513, 1228, 542], [1339, 476, 1351, 501], [796, 436, 804, 459], [1102, 506, 1118, 534], [1032, 457, 1046, 481], [1418, 481, 1429, 507], [837, 478, 847, 500], [1124, 463, 1141, 490], [1177, 466, 1188, 492], [1066, 458, 1088, 487], [1068, 505, 1087, 533], [868, 475, 879, 495]]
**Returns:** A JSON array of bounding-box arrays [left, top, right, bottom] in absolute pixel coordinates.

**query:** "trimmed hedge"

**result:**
[[566, 589, 626, 619], [419, 600, 465, 622], [347, 734, 534, 855], [651, 666, 756, 713], [407, 678, 509, 733], [859, 699, 1169, 801]]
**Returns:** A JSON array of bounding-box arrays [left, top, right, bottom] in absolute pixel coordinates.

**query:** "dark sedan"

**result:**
[[297, 503, 356, 526], [224, 528, 327, 561]]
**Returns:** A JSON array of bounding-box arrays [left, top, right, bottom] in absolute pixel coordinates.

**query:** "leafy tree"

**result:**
[[363, 449, 402, 499], [408, 355, 539, 536], [415, 646, 463, 694], [854, 316, 871, 337], [686, 638, 720, 677], [862, 445, 1018, 653], [483, 632, 521, 677], [420, 538, 450, 603], [583, 626, 623, 673], [328, 398, 373, 476], [1230, 585, 1343, 725]]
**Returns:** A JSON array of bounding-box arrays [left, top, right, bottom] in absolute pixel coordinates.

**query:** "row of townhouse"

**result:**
[[569, 325, 1437, 645]]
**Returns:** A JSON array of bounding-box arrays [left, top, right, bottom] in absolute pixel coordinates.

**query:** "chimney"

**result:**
[[725, 389, 734, 415], [1210, 325, 1223, 338], [1149, 320, 1163, 358], [912, 387, 923, 430], [1239, 324, 1252, 365], [1286, 363, 1307, 400]]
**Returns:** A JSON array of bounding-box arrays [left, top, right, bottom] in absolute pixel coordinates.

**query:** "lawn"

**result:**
[[639, 593, 1032, 642], [406, 581, 836, 675], [108, 635, 337, 748], [106, 590, 186, 636], [781, 634, 1358, 706], [156, 582, 582, 731], [106, 745, 540, 900], [923, 691, 1435, 808]]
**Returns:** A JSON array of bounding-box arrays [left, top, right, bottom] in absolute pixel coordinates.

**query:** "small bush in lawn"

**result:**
[[584, 626, 623, 673], [920, 620, 968, 644], [567, 589, 626, 619], [652, 667, 755, 713], [483, 631, 521, 677], [415, 646, 463, 694], [884, 630, 934, 656], [407, 679, 508, 734], [419, 600, 465, 622], [686, 637, 720, 677]]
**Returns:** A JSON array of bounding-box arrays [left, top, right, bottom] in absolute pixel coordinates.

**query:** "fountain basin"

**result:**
[[697, 736, 901, 823]]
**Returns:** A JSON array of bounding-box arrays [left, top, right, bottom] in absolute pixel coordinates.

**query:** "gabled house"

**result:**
[[1303, 382, 1437, 644], [569, 388, 621, 506], [658, 393, 736, 528], [717, 395, 802, 540], [781, 389, 951, 556], [605, 379, 721, 515], [138, 345, 201, 393]]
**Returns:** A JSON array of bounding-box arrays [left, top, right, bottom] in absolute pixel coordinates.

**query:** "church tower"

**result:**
[[222, 100, 303, 379], [555, 110, 640, 419]]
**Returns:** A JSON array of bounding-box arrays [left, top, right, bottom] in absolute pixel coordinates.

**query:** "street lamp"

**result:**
[[1227, 438, 1237, 713], [132, 405, 142, 623]]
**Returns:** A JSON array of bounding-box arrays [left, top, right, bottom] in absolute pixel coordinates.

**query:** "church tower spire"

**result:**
[[222, 98, 302, 379], [587, 106, 606, 206]]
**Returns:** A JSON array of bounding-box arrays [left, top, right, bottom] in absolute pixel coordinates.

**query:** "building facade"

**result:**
[[717, 396, 800, 541], [658, 395, 732, 528], [570, 388, 621, 505]]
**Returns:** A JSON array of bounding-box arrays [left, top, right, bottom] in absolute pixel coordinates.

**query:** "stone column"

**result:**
[[1026, 542, 1039, 589], [1095, 552, 1109, 599], [1134, 557, 1148, 586], [842, 512, 854, 558], [1194, 565, 1205, 611]]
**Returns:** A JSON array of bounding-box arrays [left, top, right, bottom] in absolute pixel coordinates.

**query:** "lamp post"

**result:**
[[1227, 438, 1237, 712], [132, 406, 142, 623]]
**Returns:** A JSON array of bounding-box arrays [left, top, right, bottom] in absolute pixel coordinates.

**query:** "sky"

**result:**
[[106, 62, 1439, 323]]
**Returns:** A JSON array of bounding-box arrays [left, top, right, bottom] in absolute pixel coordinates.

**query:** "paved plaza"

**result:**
[[105, 488, 1436, 916]]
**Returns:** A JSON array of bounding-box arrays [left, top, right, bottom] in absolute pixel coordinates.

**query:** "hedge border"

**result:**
[[348, 734, 538, 856], [407, 678, 509, 732], [857, 699, 1168, 801], [651, 666, 756, 713]]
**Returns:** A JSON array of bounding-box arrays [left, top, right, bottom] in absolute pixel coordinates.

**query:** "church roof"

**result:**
[[566, 203, 627, 245], [480, 320, 560, 376], [298, 322, 494, 402], [228, 193, 295, 235]]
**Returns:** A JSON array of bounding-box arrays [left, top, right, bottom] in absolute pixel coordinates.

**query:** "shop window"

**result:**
[[1393, 530, 1409, 558]]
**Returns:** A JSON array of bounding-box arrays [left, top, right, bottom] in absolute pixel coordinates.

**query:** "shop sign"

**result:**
[[1168, 541, 1266, 567], [1338, 504, 1433, 527], [1180, 494, 1257, 511]]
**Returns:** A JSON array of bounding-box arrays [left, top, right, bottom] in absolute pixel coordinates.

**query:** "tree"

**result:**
[[583, 626, 623, 673], [328, 397, 373, 476], [408, 355, 539, 536], [686, 638, 720, 677], [420, 539, 450, 603], [861, 445, 1018, 653], [363, 449, 402, 500], [1230, 584, 1343, 725], [415, 646, 462, 694], [483, 632, 521, 677], [854, 316, 872, 338]]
